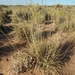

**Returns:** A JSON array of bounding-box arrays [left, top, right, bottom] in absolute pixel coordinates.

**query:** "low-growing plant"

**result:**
[[28, 37, 74, 75], [12, 51, 36, 75]]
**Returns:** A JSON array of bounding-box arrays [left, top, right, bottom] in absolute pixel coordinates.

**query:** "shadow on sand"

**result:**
[[0, 41, 26, 56]]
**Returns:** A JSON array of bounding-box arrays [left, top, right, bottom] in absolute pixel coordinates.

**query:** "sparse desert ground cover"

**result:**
[[0, 4, 75, 75]]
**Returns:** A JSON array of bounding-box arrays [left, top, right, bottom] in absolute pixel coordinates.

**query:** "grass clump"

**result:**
[[0, 9, 12, 31], [0, 7, 12, 25], [52, 5, 75, 32], [12, 51, 36, 75], [13, 22, 35, 41], [12, 34, 74, 75], [28, 38, 74, 75]]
